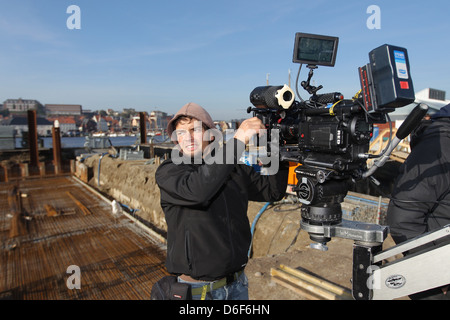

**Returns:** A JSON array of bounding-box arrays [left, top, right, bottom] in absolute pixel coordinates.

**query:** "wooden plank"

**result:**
[[44, 204, 60, 217], [66, 191, 92, 216], [279, 265, 352, 299], [271, 268, 347, 300], [272, 276, 322, 300]]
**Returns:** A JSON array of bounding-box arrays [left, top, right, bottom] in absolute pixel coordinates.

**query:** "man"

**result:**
[[155, 102, 288, 300], [387, 103, 450, 300]]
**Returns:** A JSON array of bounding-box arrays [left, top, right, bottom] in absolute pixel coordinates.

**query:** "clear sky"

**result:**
[[1, 0, 449, 120]]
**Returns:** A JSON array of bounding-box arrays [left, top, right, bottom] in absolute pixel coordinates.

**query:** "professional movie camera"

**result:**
[[248, 33, 427, 252], [247, 33, 450, 300]]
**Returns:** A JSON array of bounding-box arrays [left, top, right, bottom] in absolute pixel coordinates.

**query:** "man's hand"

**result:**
[[234, 117, 265, 145]]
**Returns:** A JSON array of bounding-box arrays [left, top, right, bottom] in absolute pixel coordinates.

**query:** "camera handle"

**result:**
[[361, 103, 428, 179]]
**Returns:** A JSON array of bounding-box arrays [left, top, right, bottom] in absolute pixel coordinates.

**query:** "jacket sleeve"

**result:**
[[387, 121, 450, 244], [155, 138, 245, 207], [156, 160, 235, 207], [387, 198, 430, 245], [244, 162, 289, 203]]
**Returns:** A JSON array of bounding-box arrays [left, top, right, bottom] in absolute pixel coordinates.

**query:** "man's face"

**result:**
[[175, 119, 210, 157]]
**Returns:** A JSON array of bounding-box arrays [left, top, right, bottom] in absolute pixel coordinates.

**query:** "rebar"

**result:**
[[0, 176, 167, 300]]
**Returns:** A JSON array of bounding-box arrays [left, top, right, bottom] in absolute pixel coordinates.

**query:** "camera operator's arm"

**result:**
[[234, 117, 265, 145], [156, 159, 235, 207], [387, 119, 450, 245], [156, 118, 264, 207], [246, 162, 289, 203], [235, 117, 289, 202], [234, 117, 289, 201]]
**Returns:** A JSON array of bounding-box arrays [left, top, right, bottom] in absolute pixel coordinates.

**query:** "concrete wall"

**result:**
[[75, 154, 167, 234]]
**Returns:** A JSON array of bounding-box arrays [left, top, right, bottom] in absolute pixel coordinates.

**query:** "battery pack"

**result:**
[[359, 44, 415, 113]]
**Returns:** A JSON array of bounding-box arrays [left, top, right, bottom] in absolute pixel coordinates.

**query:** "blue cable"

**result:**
[[248, 202, 271, 258], [118, 202, 139, 214]]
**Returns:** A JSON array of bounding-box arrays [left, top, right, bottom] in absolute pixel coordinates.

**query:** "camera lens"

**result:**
[[250, 85, 294, 109]]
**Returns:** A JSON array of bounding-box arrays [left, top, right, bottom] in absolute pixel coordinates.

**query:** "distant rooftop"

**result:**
[[45, 104, 82, 115], [390, 88, 450, 121], [4, 116, 52, 126]]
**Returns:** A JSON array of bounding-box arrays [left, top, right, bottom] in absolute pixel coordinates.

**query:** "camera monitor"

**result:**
[[293, 33, 339, 66]]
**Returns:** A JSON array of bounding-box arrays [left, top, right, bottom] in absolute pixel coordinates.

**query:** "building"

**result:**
[[131, 116, 140, 128], [3, 98, 43, 113], [103, 116, 120, 133], [390, 88, 450, 122], [92, 115, 109, 132], [149, 111, 169, 130], [4, 116, 53, 136], [47, 116, 77, 134], [415, 88, 449, 112], [0, 126, 15, 150], [45, 104, 82, 116]]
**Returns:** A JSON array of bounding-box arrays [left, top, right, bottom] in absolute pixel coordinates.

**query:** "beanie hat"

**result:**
[[167, 102, 215, 141], [431, 103, 450, 119]]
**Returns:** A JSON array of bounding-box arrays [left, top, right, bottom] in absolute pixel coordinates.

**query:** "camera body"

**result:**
[[250, 88, 373, 208], [248, 33, 415, 246]]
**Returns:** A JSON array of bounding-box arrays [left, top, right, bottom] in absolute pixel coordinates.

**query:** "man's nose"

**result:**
[[183, 131, 195, 141]]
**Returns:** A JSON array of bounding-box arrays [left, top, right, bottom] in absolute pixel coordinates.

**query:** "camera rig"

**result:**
[[247, 33, 435, 299]]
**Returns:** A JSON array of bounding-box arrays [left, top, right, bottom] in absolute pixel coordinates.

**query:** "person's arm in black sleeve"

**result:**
[[155, 133, 248, 207], [156, 116, 268, 206], [387, 198, 430, 245], [232, 116, 288, 201], [245, 161, 289, 202], [156, 158, 235, 207], [387, 124, 448, 244]]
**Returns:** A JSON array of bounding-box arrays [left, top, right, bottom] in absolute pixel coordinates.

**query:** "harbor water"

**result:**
[[15, 135, 141, 149]]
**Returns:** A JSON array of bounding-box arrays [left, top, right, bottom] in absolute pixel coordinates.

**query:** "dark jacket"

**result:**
[[155, 139, 288, 281], [387, 104, 450, 245]]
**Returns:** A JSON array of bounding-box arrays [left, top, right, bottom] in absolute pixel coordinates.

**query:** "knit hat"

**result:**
[[167, 102, 216, 141], [431, 103, 450, 119]]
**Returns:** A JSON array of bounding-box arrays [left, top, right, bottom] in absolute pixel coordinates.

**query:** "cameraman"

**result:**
[[387, 103, 450, 300], [155, 102, 288, 300]]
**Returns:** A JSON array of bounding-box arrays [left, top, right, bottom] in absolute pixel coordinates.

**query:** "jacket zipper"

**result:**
[[223, 194, 236, 264], [185, 230, 192, 271]]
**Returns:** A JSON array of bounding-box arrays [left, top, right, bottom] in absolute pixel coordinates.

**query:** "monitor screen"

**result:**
[[293, 33, 339, 66]]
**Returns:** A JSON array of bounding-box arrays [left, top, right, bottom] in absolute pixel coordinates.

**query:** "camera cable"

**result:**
[[295, 64, 305, 103]]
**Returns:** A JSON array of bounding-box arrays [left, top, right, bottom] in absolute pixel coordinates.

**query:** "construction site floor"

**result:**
[[0, 175, 168, 300]]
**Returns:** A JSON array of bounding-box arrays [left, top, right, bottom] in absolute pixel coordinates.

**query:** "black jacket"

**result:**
[[387, 105, 450, 245], [155, 139, 288, 280]]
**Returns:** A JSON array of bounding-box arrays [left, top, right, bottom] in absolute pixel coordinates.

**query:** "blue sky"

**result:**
[[1, 0, 449, 120]]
